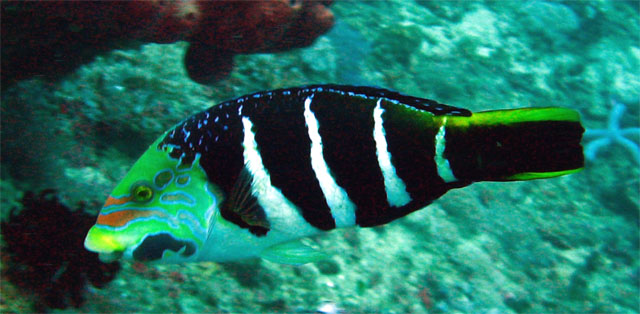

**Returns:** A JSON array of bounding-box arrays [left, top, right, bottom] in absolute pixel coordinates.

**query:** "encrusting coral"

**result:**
[[1, 0, 334, 87]]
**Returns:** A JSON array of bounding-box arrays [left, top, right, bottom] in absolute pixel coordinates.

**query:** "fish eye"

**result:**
[[131, 183, 154, 203]]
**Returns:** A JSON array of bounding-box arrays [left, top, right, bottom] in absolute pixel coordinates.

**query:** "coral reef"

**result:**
[[583, 99, 640, 165], [323, 20, 372, 85], [1, 190, 120, 311], [1, 0, 334, 87], [1, 1, 638, 313]]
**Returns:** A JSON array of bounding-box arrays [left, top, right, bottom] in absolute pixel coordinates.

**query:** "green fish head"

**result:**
[[84, 135, 219, 263]]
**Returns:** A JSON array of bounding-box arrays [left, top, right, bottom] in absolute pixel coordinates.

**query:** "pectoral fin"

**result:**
[[225, 169, 270, 229]]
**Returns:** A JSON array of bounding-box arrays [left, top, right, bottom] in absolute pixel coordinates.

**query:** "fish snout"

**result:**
[[84, 225, 126, 262]]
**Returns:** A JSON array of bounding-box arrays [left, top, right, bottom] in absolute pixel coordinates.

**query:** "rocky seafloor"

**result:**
[[1, 1, 638, 313]]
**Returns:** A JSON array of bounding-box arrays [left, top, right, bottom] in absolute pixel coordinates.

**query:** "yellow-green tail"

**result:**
[[443, 107, 585, 182]]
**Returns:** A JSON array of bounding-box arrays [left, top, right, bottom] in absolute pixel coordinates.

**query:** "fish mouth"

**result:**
[[84, 225, 127, 262], [99, 251, 124, 263]]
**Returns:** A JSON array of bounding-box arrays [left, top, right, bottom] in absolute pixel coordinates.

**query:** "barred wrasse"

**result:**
[[85, 85, 584, 264]]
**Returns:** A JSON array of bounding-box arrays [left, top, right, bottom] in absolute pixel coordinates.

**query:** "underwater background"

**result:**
[[1, 1, 638, 313]]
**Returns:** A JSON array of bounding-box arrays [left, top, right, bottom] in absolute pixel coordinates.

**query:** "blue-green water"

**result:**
[[1, 1, 638, 313]]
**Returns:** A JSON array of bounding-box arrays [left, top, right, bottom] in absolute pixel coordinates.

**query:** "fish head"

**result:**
[[85, 136, 219, 264]]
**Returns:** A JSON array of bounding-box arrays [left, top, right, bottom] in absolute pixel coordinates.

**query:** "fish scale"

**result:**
[[162, 85, 468, 230], [85, 85, 584, 264]]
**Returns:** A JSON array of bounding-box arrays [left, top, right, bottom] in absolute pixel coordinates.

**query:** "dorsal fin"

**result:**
[[206, 85, 473, 118], [309, 84, 472, 116]]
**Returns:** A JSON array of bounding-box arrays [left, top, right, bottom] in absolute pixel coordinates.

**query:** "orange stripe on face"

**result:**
[[96, 210, 158, 227], [103, 195, 132, 208]]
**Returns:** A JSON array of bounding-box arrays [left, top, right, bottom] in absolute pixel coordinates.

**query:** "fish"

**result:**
[[84, 85, 584, 264]]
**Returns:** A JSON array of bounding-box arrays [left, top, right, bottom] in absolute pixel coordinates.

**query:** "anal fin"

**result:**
[[260, 240, 327, 265]]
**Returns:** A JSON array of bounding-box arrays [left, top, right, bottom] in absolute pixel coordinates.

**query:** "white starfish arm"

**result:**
[[584, 129, 609, 137], [609, 101, 626, 130], [621, 127, 640, 136], [584, 137, 612, 161], [617, 137, 640, 165]]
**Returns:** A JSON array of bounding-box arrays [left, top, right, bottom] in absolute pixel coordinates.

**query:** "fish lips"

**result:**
[[84, 225, 128, 262], [99, 251, 124, 263]]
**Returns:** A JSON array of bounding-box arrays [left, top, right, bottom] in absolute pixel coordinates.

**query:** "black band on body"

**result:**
[[245, 91, 336, 230], [309, 92, 391, 227]]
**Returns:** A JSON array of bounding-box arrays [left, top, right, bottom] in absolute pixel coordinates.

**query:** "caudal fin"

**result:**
[[443, 107, 585, 181]]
